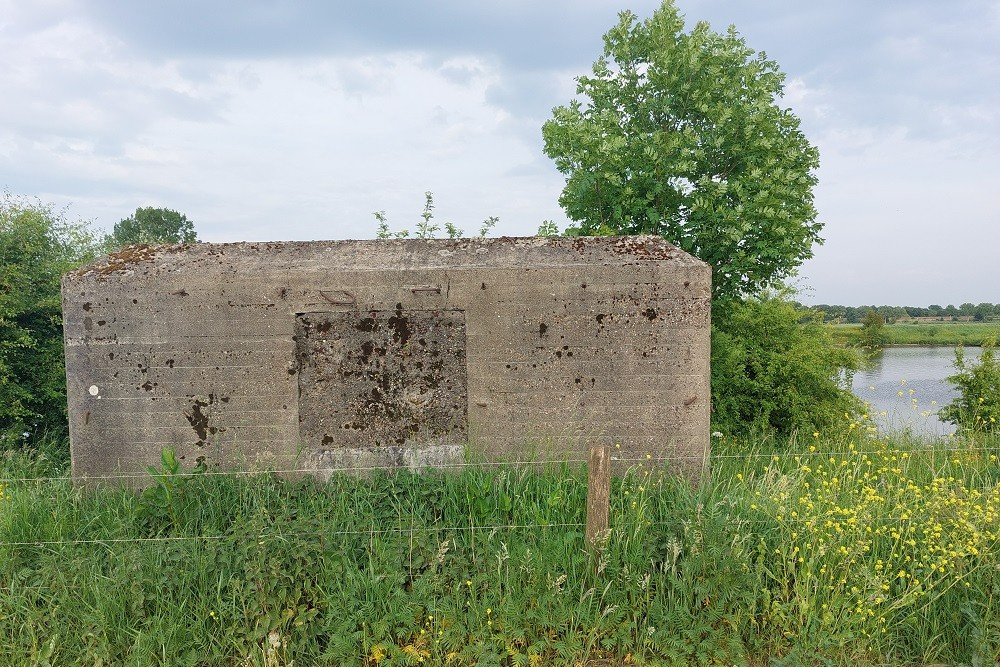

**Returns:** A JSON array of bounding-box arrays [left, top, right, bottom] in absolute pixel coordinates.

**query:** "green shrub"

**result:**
[[711, 294, 863, 438], [0, 194, 101, 444], [857, 308, 887, 350], [939, 338, 1000, 434]]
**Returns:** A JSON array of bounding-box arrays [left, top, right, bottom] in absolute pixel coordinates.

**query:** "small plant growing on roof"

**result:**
[[374, 191, 497, 240]]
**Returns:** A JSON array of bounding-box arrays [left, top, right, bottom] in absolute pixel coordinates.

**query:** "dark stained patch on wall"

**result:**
[[295, 308, 467, 450]]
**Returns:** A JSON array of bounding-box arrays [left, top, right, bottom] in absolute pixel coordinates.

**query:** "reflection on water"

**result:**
[[851, 346, 982, 436]]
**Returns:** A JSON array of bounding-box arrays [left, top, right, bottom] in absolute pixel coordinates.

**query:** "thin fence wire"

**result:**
[[0, 518, 980, 551], [0, 521, 587, 549], [0, 506, 994, 550], [1, 443, 997, 551], [1, 508, 991, 547], [0, 513, 993, 596], [2, 450, 996, 605], [2, 444, 997, 485]]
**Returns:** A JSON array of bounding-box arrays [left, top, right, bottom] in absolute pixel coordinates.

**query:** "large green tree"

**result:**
[[1, 194, 101, 443], [542, 1, 821, 300], [106, 206, 197, 251]]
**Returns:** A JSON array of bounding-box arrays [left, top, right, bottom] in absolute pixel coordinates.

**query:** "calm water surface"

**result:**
[[851, 346, 982, 436]]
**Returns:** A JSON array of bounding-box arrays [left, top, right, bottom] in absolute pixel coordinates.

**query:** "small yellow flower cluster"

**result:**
[[400, 640, 430, 663], [368, 643, 386, 664]]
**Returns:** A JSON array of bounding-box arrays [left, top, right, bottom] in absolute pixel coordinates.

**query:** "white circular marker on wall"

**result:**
[[88, 385, 99, 396]]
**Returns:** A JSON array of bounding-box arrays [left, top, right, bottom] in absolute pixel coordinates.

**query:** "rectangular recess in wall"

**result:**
[[295, 306, 468, 450]]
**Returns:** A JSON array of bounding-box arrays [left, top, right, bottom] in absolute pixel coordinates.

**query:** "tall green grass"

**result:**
[[1, 428, 999, 666]]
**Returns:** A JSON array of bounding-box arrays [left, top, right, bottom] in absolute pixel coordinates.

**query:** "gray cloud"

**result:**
[[80, 1, 661, 68], [3, 0, 998, 304]]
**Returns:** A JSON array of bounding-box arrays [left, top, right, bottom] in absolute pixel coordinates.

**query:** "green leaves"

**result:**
[[1, 198, 192, 445], [1, 194, 102, 443], [710, 294, 864, 437], [858, 309, 888, 351], [374, 192, 497, 240], [543, 0, 821, 300], [106, 206, 198, 251], [939, 339, 1000, 434]]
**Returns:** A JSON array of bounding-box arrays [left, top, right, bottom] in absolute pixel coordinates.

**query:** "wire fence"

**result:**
[[0, 444, 997, 547], [2, 444, 997, 485], [0, 521, 589, 549], [0, 439, 996, 570]]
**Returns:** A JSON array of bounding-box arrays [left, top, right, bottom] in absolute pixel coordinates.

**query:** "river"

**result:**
[[851, 346, 983, 436]]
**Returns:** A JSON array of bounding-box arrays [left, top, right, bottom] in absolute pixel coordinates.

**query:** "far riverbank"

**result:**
[[828, 321, 1000, 347]]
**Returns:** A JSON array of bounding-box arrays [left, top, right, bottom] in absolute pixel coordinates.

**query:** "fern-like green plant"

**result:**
[[374, 191, 497, 240]]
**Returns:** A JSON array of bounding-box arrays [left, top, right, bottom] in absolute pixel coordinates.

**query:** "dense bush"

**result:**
[[857, 308, 887, 350], [940, 338, 1000, 434], [711, 294, 863, 438], [0, 195, 102, 444]]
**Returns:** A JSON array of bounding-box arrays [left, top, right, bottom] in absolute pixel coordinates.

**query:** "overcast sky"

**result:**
[[2, 0, 997, 306]]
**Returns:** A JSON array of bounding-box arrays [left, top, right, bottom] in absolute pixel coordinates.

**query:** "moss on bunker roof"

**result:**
[[64, 236, 705, 283], [66, 243, 191, 280]]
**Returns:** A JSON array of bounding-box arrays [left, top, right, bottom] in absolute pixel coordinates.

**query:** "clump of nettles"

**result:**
[[939, 338, 1000, 434], [374, 191, 497, 240]]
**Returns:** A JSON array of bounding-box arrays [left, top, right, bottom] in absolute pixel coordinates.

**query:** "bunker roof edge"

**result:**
[[64, 235, 708, 282]]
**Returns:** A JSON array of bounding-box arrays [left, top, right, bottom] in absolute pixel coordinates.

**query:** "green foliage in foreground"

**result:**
[[829, 322, 1000, 348], [940, 339, 1000, 435], [2, 430, 999, 666], [711, 294, 863, 438]]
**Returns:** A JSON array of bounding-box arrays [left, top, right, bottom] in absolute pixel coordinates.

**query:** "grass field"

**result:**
[[829, 321, 1000, 347], [1, 427, 999, 666]]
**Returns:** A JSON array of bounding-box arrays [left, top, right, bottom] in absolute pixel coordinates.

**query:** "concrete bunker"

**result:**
[[62, 236, 711, 482]]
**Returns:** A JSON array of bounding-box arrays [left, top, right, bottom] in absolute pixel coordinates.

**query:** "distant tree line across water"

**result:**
[[803, 303, 1000, 324]]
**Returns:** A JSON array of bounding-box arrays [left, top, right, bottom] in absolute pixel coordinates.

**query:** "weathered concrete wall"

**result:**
[[62, 236, 711, 481]]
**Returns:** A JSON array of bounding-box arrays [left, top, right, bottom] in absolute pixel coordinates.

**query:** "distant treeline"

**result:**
[[800, 303, 1000, 324]]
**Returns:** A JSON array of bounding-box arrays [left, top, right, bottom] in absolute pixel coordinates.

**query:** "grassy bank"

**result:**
[[2, 428, 1000, 666], [829, 322, 1000, 347]]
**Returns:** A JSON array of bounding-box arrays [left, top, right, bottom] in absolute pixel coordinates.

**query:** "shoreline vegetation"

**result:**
[[2, 429, 999, 665], [828, 322, 1000, 347]]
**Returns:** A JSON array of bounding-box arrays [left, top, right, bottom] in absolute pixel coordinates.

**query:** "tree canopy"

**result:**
[[542, 1, 821, 300], [107, 206, 197, 250]]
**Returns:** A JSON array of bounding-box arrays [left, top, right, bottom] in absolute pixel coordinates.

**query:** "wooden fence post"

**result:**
[[586, 445, 611, 552]]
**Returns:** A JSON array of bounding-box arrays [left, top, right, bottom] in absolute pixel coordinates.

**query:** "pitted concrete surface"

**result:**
[[62, 236, 711, 482]]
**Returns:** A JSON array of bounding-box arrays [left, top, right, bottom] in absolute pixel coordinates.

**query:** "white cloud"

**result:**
[[2, 0, 998, 305], [783, 78, 831, 122], [801, 123, 999, 305]]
